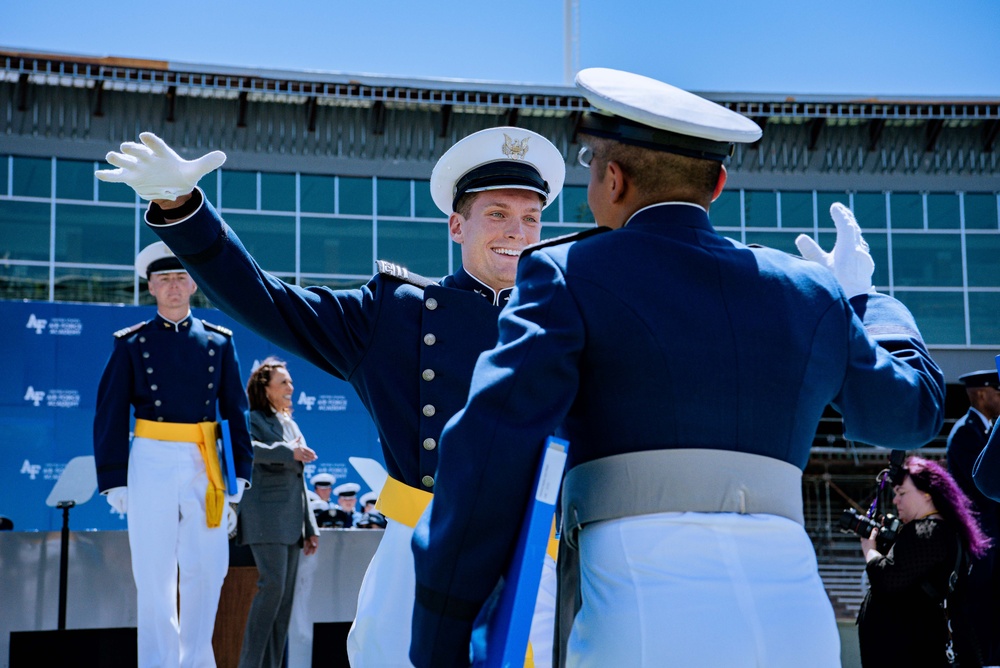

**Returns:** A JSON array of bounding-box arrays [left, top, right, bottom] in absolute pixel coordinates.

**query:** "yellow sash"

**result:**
[[134, 418, 225, 528], [375, 474, 433, 528]]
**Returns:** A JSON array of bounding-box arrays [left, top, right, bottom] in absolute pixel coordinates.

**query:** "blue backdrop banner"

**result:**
[[1, 299, 382, 532]]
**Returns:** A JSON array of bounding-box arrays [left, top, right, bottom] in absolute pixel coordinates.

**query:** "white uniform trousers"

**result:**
[[127, 436, 230, 668], [348, 520, 557, 668], [566, 512, 840, 668]]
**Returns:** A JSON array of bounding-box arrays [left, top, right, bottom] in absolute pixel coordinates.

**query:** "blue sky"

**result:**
[[3, 0, 999, 96]]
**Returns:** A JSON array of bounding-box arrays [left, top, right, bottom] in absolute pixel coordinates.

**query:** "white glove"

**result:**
[[795, 203, 876, 298], [226, 503, 239, 538], [226, 478, 249, 504], [95, 132, 226, 202], [105, 487, 128, 515]]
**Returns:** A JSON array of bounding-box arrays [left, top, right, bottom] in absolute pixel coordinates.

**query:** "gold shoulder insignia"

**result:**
[[201, 320, 233, 337], [113, 322, 146, 339], [519, 226, 613, 259]]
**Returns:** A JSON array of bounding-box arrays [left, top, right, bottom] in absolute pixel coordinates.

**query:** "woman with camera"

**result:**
[[858, 456, 991, 667]]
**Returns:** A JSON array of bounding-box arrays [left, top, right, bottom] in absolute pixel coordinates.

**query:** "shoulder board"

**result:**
[[201, 320, 233, 337], [376, 260, 438, 289], [113, 322, 146, 339], [519, 226, 613, 258]]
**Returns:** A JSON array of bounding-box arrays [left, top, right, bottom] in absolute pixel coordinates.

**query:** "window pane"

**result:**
[[225, 213, 295, 272], [261, 173, 295, 212], [927, 193, 960, 229], [744, 231, 801, 255], [377, 220, 448, 277], [56, 204, 136, 264], [780, 192, 813, 228], [340, 177, 373, 215], [301, 217, 373, 275], [0, 200, 50, 260], [970, 292, 1000, 345], [98, 180, 136, 203], [819, 231, 889, 288], [894, 291, 965, 345], [57, 159, 95, 201], [13, 156, 51, 198], [745, 191, 777, 227], [221, 171, 257, 210], [378, 178, 410, 217], [414, 180, 439, 218], [301, 175, 336, 214], [966, 233, 1000, 288], [199, 172, 218, 204], [0, 264, 49, 300], [559, 186, 593, 224], [816, 192, 850, 225], [891, 233, 962, 287], [853, 193, 887, 229], [965, 193, 999, 230], [711, 190, 740, 229], [890, 193, 923, 229], [54, 267, 137, 305]]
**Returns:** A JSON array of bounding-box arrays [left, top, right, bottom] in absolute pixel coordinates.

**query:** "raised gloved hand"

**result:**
[[95, 132, 226, 201], [795, 203, 876, 299], [106, 486, 128, 515], [227, 478, 249, 505]]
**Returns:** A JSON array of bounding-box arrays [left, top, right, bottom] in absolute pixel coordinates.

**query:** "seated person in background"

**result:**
[[309, 472, 334, 505], [357, 492, 388, 529], [328, 482, 361, 528]]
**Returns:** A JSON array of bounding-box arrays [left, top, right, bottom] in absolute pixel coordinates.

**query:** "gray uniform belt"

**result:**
[[554, 448, 804, 668]]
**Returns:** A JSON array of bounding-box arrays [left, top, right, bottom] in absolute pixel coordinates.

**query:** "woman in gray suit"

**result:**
[[237, 357, 320, 668]]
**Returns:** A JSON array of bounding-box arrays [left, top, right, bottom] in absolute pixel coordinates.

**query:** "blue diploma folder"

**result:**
[[216, 420, 239, 495], [478, 435, 569, 668]]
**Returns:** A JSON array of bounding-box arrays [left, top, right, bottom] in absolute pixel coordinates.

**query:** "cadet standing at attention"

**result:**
[[93, 241, 253, 668], [95, 126, 565, 667]]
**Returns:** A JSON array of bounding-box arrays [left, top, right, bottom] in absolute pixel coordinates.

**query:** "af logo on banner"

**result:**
[[21, 460, 41, 479], [297, 391, 317, 410], [24, 387, 46, 406], [26, 314, 47, 334]]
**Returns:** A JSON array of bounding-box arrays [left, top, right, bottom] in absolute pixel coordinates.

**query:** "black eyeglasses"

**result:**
[[577, 145, 595, 169]]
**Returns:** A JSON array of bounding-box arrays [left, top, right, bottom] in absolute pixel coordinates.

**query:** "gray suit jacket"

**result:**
[[237, 410, 319, 545]]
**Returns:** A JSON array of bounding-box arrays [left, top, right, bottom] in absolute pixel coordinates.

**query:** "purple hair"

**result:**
[[903, 456, 992, 559]]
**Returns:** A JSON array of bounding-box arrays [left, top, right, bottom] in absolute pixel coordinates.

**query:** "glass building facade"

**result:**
[[2, 153, 997, 347]]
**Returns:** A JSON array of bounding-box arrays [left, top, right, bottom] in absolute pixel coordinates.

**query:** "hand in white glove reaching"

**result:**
[[795, 203, 876, 299], [95, 132, 226, 202], [106, 486, 128, 516]]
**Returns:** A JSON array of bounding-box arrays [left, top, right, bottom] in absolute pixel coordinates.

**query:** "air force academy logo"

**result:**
[[26, 314, 47, 334]]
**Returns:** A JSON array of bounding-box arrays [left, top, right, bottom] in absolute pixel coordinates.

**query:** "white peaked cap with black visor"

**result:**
[[430, 126, 566, 216], [575, 68, 762, 161], [135, 241, 187, 280]]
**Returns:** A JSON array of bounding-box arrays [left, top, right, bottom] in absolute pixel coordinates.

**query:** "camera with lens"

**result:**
[[837, 449, 906, 553], [838, 507, 902, 552]]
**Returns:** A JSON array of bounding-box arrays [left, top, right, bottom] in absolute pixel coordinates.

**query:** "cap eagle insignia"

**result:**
[[501, 134, 530, 160]]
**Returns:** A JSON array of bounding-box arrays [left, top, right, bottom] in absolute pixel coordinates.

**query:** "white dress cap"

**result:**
[[135, 241, 186, 280], [430, 126, 565, 215], [575, 68, 762, 152], [333, 482, 361, 497], [310, 472, 336, 487]]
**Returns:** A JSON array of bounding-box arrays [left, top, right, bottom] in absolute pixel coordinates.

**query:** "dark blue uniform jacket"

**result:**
[[410, 202, 946, 666], [145, 190, 508, 493], [93, 313, 253, 491]]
